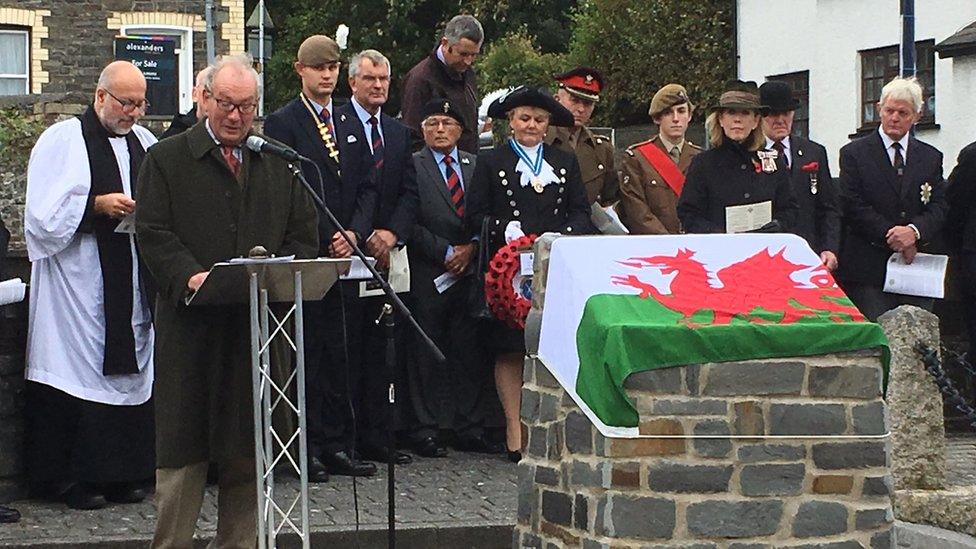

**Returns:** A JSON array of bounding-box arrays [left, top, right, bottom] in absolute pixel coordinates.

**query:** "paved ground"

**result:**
[[947, 434, 976, 487], [0, 452, 517, 548]]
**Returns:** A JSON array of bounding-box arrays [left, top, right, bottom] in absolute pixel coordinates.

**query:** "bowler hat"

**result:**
[[711, 80, 767, 113], [420, 98, 466, 130], [486, 86, 575, 127], [759, 81, 799, 113], [554, 67, 604, 102]]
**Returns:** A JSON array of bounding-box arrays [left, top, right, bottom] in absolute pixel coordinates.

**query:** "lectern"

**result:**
[[189, 257, 351, 549]]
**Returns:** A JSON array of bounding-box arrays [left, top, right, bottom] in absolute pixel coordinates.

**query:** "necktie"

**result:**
[[772, 140, 788, 168], [369, 116, 384, 170], [443, 155, 464, 217], [669, 145, 681, 165], [318, 107, 334, 136], [222, 145, 241, 179], [892, 142, 905, 177]]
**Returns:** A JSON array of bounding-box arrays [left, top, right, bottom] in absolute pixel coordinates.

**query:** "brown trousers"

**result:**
[[151, 459, 257, 549]]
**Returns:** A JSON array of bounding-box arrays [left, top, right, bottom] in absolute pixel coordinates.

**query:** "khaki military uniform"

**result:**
[[618, 135, 700, 234], [545, 125, 618, 206]]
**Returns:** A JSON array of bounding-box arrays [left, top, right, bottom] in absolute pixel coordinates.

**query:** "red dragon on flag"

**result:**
[[611, 247, 865, 325]]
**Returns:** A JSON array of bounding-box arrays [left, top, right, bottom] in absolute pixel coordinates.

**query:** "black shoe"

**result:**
[[0, 505, 20, 523], [507, 450, 522, 463], [322, 450, 377, 477], [360, 443, 413, 465], [63, 484, 107, 510], [102, 483, 146, 504], [454, 435, 504, 454], [412, 437, 448, 458], [308, 457, 330, 483]]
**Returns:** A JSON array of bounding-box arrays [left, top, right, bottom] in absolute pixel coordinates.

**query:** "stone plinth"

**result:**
[[516, 354, 893, 548]]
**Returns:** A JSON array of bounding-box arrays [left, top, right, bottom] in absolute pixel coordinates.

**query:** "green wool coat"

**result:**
[[135, 121, 318, 468]]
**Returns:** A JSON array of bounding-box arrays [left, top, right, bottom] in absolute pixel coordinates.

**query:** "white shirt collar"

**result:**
[[432, 147, 459, 165], [351, 97, 381, 125], [764, 135, 791, 150], [436, 45, 447, 65], [878, 126, 909, 154]]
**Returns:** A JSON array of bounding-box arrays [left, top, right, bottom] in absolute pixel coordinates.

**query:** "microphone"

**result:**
[[245, 135, 309, 163]]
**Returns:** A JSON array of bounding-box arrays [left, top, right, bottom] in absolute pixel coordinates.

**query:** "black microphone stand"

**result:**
[[288, 162, 445, 549]]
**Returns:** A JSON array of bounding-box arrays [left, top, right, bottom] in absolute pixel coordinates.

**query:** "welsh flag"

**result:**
[[537, 234, 889, 438]]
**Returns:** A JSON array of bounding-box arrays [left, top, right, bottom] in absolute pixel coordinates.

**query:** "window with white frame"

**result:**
[[121, 25, 193, 114], [0, 28, 29, 96]]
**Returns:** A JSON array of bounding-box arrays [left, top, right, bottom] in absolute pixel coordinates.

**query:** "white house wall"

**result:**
[[737, 0, 976, 176]]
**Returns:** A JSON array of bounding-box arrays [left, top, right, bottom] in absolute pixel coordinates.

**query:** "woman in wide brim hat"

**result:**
[[676, 80, 798, 234], [467, 86, 593, 462]]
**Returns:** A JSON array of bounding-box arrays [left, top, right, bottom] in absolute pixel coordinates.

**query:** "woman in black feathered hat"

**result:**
[[466, 86, 594, 462]]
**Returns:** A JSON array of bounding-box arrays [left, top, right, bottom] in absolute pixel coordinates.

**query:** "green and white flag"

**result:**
[[537, 234, 889, 438]]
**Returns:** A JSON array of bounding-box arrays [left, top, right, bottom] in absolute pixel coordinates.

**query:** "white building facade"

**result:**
[[736, 0, 976, 176]]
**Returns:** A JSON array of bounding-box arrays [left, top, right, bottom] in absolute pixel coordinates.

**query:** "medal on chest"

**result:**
[[510, 139, 547, 193], [756, 150, 778, 173]]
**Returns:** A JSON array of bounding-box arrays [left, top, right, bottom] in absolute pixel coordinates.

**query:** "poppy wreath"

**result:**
[[484, 234, 537, 329]]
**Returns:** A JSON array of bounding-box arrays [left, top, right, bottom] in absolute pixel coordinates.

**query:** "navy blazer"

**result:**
[[837, 131, 947, 286], [777, 135, 841, 254], [263, 97, 377, 248], [333, 103, 419, 241]]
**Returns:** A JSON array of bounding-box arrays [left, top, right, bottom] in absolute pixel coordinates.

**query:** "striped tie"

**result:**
[[369, 116, 384, 170], [443, 155, 464, 217]]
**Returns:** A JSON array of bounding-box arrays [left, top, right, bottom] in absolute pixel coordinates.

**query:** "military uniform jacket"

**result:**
[[676, 139, 797, 234], [545, 125, 618, 206], [135, 122, 318, 467], [618, 135, 700, 234], [467, 142, 594, 253], [771, 135, 841, 254], [836, 131, 946, 286]]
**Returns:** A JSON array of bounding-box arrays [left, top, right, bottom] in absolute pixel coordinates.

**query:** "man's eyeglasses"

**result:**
[[102, 89, 150, 113], [422, 118, 461, 129], [206, 91, 258, 115]]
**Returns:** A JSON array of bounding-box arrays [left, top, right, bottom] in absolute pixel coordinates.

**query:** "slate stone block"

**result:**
[[808, 365, 881, 399], [812, 442, 887, 469], [686, 500, 783, 538], [608, 495, 676, 540], [647, 462, 733, 493], [792, 501, 849, 538], [769, 403, 847, 435], [703, 361, 805, 396], [739, 463, 806, 496]]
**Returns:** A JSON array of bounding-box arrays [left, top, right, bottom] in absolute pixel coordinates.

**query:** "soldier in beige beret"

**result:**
[[618, 83, 701, 234]]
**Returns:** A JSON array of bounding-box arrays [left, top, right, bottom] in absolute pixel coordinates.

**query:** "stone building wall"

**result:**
[[516, 353, 894, 548]]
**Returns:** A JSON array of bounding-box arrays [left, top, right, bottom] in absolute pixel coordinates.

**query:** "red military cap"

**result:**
[[553, 66, 604, 103]]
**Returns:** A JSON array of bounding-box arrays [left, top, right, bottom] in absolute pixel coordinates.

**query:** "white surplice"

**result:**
[[24, 118, 157, 405]]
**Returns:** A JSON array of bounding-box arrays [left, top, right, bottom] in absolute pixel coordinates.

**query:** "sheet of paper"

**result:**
[[725, 201, 772, 233], [114, 213, 136, 234], [0, 278, 26, 306], [433, 271, 459, 294], [228, 254, 295, 264], [340, 256, 377, 280], [360, 246, 411, 297], [590, 202, 629, 235], [883, 252, 948, 299], [520, 252, 535, 276]]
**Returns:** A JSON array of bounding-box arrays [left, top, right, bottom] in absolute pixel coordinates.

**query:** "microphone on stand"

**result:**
[[245, 135, 311, 163]]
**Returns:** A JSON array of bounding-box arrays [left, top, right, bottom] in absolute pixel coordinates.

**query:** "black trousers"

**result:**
[[958, 253, 976, 352], [407, 276, 490, 440], [25, 381, 155, 486], [303, 281, 364, 456], [843, 282, 934, 322]]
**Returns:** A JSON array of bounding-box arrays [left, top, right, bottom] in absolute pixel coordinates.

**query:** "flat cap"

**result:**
[[420, 98, 466, 130], [554, 66, 604, 102], [649, 83, 693, 118], [487, 86, 575, 127], [297, 35, 340, 66]]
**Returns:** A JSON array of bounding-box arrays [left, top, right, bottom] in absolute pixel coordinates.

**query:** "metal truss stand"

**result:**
[[249, 270, 310, 549]]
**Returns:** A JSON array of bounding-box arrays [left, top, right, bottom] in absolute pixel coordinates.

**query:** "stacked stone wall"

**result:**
[[516, 351, 894, 548]]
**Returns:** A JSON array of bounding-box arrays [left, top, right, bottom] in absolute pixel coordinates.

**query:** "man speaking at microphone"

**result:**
[[135, 53, 318, 548]]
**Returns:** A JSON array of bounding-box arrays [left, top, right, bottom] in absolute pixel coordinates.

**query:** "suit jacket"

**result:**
[[946, 141, 976, 253], [135, 121, 318, 467], [409, 147, 477, 294], [334, 103, 419, 241], [545, 125, 618, 205], [619, 135, 700, 234], [836, 131, 947, 286], [467, 142, 594, 253], [400, 50, 480, 153], [771, 135, 841, 254], [263, 97, 377, 251]]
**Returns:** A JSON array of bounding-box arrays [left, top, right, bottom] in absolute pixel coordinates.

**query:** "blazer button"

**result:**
[[229, 223, 237, 232], [224, 190, 232, 198], [900, 211, 907, 219], [741, 164, 747, 170], [744, 193, 751, 199], [554, 208, 559, 214]]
